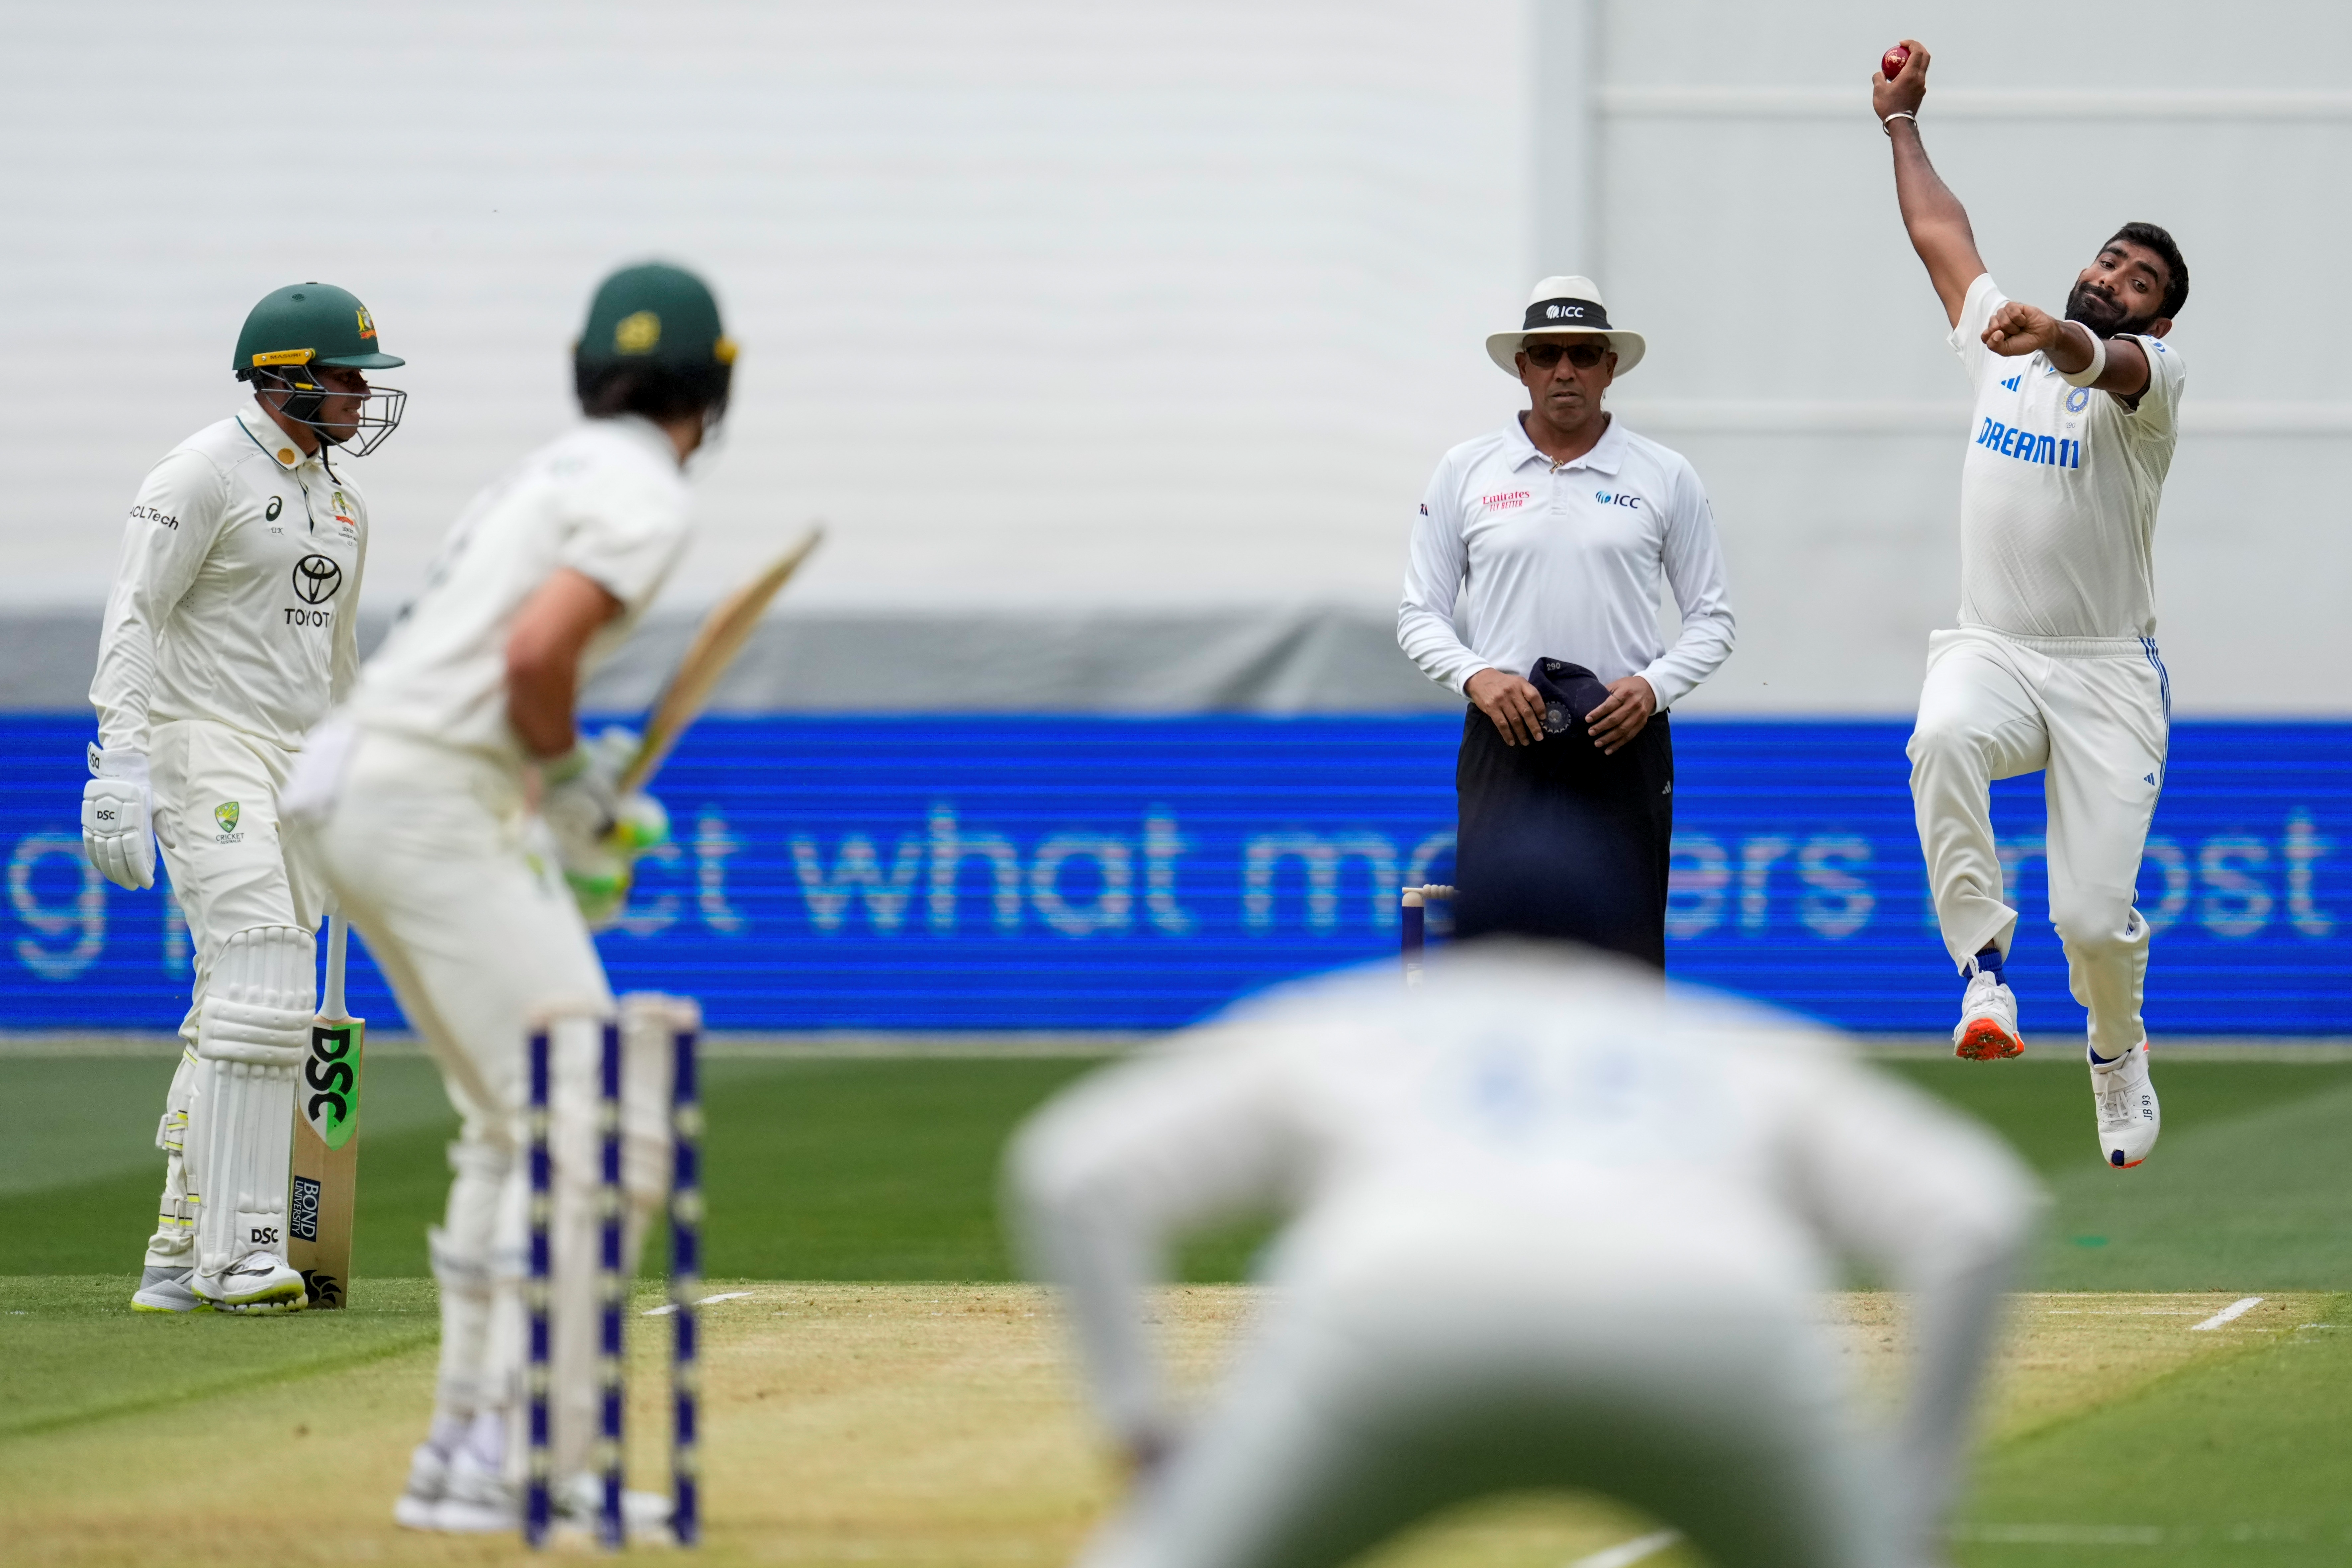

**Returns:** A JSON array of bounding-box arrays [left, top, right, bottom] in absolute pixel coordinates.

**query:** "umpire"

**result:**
[[1399, 275, 1736, 968]]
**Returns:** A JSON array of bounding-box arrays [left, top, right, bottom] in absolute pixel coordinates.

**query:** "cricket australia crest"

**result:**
[[214, 801, 240, 835]]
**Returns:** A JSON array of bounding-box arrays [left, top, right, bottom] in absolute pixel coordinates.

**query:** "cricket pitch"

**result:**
[[0, 1282, 2322, 1567]]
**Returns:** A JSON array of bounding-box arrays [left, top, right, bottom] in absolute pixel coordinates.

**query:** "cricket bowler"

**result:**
[[1877, 43, 2187, 1167], [286, 262, 730, 1533], [1009, 824, 2037, 1568], [87, 283, 403, 1314]]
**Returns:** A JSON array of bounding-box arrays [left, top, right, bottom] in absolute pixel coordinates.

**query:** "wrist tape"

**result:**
[[2060, 326, 2108, 388]]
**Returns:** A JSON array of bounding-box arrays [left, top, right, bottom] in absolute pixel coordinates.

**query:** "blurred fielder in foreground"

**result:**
[[1009, 811, 2037, 1568], [287, 263, 731, 1533]]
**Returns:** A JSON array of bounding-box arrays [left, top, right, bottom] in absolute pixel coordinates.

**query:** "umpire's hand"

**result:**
[[1586, 676, 1657, 755], [1467, 668, 1547, 747]]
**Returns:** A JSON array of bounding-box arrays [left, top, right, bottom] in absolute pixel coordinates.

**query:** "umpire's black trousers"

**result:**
[[1454, 706, 1674, 968]]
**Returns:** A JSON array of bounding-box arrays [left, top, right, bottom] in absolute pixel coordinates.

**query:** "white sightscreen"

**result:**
[[3, 1, 2347, 712]]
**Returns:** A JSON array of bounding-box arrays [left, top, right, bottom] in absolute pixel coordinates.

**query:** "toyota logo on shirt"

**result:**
[[293, 554, 343, 604]]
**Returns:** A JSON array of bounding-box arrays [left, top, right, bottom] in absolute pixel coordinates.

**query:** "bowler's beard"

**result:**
[[2064, 278, 2159, 340]]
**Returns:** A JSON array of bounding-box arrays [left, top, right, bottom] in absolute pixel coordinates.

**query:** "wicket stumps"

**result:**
[[525, 997, 703, 1550], [668, 1001, 704, 1546], [1401, 883, 1455, 985]]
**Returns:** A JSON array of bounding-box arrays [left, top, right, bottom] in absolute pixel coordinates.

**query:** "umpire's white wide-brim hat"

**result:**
[[1485, 275, 1646, 376]]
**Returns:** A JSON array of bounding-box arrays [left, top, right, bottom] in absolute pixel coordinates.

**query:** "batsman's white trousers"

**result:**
[[1908, 628, 2168, 1061], [1083, 1212, 1889, 1568], [142, 718, 328, 1270], [292, 727, 616, 1463]]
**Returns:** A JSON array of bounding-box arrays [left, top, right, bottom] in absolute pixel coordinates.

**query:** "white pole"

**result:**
[[1531, 0, 1600, 277]]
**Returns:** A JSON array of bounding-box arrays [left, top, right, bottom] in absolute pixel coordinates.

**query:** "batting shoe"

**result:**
[[555, 1474, 680, 1542], [392, 1442, 450, 1531], [130, 1265, 207, 1313], [191, 1252, 308, 1314], [2091, 1040, 2161, 1168], [1952, 967, 2024, 1061], [428, 1446, 519, 1534]]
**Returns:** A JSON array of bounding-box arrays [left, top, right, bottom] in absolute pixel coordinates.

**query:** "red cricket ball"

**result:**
[[1882, 44, 1911, 80]]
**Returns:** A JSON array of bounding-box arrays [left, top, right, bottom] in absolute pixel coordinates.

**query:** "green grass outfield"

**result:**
[[10, 1046, 2352, 1288], [6, 1044, 2352, 1562]]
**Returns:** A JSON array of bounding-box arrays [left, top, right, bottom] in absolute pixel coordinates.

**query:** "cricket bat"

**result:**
[[290, 912, 366, 1309], [616, 523, 824, 795]]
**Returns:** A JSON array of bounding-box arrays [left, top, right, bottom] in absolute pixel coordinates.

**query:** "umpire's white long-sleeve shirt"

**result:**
[[1398, 414, 1735, 707], [1008, 944, 2037, 1551]]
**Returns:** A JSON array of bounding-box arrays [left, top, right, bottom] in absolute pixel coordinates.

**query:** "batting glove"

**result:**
[[81, 743, 156, 891], [540, 728, 669, 930]]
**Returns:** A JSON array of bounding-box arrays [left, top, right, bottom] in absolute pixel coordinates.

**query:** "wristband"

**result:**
[[2059, 325, 2108, 389], [1881, 110, 1918, 136], [540, 743, 591, 784], [88, 742, 151, 784]]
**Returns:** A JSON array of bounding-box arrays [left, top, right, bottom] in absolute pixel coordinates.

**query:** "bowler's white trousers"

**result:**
[[1907, 627, 2169, 1060], [292, 727, 651, 1479]]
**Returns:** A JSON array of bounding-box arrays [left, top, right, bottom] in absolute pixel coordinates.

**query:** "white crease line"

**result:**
[[1567, 1530, 1682, 1568], [1957, 1524, 2163, 1545], [2190, 1296, 2264, 1331], [643, 1291, 755, 1317]]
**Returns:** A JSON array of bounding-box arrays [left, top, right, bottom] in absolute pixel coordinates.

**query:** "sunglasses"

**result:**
[[1522, 340, 1611, 370]]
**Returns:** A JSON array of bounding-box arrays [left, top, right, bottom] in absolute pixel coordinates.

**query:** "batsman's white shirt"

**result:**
[[1011, 946, 2034, 1567], [340, 415, 691, 766], [90, 406, 368, 755], [1397, 414, 1735, 705], [292, 414, 696, 1482], [1951, 273, 2185, 639]]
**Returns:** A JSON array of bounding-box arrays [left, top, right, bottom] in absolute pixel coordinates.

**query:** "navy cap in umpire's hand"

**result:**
[[1527, 659, 1613, 740]]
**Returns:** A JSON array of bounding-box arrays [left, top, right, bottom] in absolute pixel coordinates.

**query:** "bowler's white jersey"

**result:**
[[342, 415, 691, 765], [90, 407, 368, 755], [1951, 274, 2186, 639]]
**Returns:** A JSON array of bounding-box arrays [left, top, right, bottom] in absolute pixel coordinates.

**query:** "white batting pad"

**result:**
[[187, 925, 316, 1274]]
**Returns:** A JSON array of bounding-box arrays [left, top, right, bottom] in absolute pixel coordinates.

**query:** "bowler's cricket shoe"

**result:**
[[1952, 968, 2024, 1060], [191, 1252, 308, 1313], [130, 1265, 206, 1313], [2091, 1040, 2161, 1168]]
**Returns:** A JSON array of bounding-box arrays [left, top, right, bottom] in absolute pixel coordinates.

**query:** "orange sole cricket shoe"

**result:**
[[1951, 968, 2024, 1060], [1954, 1018, 2025, 1061]]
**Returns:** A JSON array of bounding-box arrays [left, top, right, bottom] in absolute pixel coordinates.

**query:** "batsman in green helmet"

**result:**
[[86, 283, 406, 1316], [285, 262, 734, 1537]]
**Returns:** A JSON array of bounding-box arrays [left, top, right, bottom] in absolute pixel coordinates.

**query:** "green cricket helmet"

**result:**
[[573, 262, 736, 424], [232, 282, 408, 457]]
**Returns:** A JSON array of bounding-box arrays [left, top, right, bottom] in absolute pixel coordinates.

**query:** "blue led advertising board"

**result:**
[[4, 715, 2348, 1036]]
